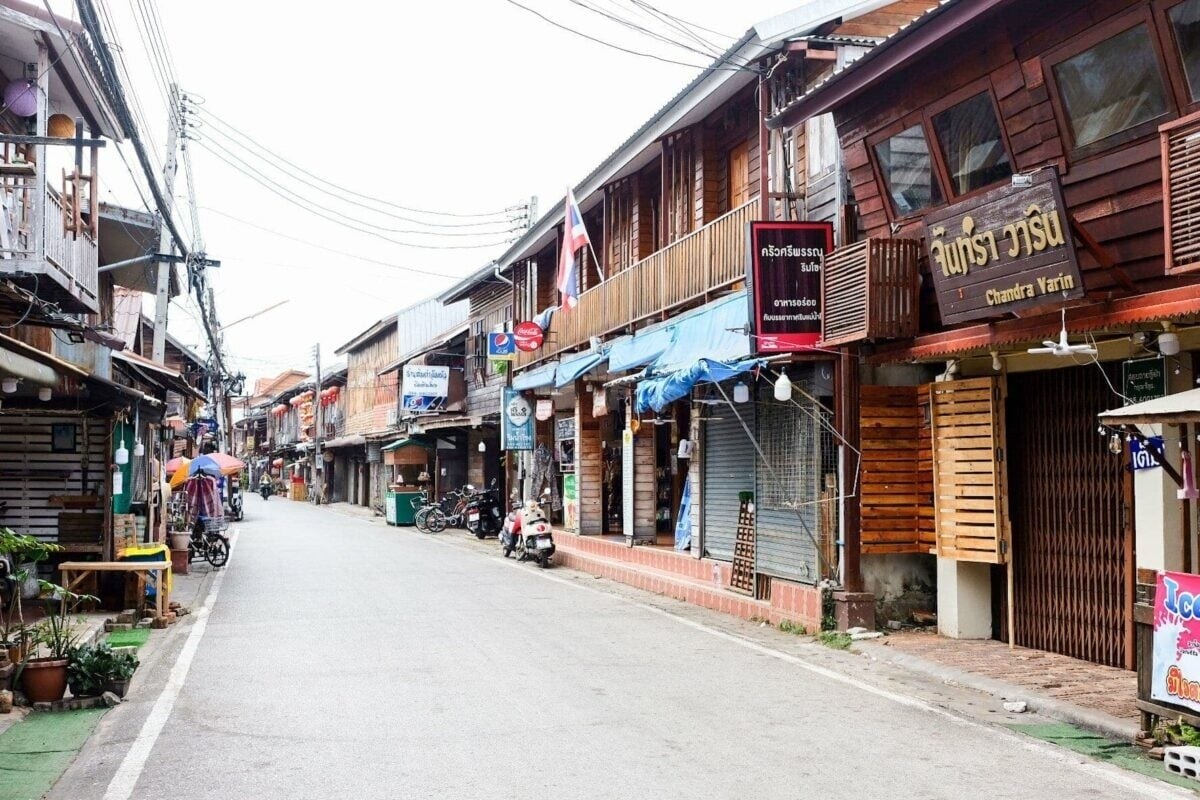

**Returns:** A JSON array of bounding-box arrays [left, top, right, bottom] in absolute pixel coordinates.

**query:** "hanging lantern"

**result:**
[[774, 370, 794, 402], [1108, 433, 1123, 455], [112, 465, 124, 496], [134, 439, 145, 457], [37, 386, 51, 402], [47, 113, 74, 138], [3, 80, 37, 118], [732, 382, 750, 404], [1, 377, 16, 394], [114, 438, 129, 465]]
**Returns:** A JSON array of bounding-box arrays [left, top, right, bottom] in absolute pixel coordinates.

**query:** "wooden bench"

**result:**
[[58, 560, 170, 619]]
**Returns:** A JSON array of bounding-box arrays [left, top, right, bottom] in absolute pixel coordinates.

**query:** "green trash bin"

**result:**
[[388, 490, 422, 526]]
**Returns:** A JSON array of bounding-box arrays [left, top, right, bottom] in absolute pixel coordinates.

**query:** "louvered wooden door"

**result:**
[[1007, 366, 1131, 668]]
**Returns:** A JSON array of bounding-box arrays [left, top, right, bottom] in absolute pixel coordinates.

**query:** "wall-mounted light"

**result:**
[[990, 351, 1002, 372], [478, 440, 487, 453], [1159, 331, 1181, 357], [1, 378, 16, 394], [733, 382, 750, 404], [37, 387, 51, 402]]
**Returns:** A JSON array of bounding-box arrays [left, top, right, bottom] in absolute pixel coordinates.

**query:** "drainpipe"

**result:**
[[759, 67, 772, 221], [493, 265, 513, 286]]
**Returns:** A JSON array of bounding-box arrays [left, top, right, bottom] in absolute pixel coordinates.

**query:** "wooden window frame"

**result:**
[[1042, 6, 1179, 162], [1155, 0, 1200, 111], [925, 79, 1016, 204], [867, 112, 945, 224]]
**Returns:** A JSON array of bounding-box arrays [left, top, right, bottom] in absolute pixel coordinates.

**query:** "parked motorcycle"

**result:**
[[464, 481, 503, 539], [500, 493, 555, 568], [229, 479, 245, 521]]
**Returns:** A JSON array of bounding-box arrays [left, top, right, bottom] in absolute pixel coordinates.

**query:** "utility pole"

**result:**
[[311, 343, 322, 504], [151, 84, 181, 364], [527, 195, 538, 230]]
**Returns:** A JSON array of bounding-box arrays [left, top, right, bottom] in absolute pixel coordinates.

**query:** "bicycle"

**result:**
[[190, 517, 231, 568], [412, 492, 445, 533]]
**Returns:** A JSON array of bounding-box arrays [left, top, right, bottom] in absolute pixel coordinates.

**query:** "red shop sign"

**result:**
[[514, 321, 544, 352], [746, 221, 832, 353]]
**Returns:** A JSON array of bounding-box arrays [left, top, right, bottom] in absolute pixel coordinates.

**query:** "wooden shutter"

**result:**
[[729, 140, 751, 208], [930, 376, 1009, 563], [860, 385, 924, 554], [1161, 111, 1200, 275]]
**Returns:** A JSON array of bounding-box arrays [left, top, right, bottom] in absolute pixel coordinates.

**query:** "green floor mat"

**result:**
[[105, 628, 150, 649], [0, 709, 106, 800], [1008, 722, 1196, 791]]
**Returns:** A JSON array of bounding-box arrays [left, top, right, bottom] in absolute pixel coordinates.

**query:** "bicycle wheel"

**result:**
[[206, 535, 230, 568], [425, 508, 447, 533], [414, 507, 431, 532]]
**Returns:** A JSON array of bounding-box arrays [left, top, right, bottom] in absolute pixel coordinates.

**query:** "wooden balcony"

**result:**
[[0, 164, 99, 313], [520, 199, 759, 365], [821, 237, 921, 346]]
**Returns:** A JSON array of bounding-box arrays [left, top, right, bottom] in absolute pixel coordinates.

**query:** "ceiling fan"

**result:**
[[1026, 308, 1097, 357]]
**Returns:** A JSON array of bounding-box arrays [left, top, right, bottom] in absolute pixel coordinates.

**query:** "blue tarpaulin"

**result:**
[[651, 291, 750, 373], [555, 350, 607, 388], [635, 357, 763, 413], [512, 360, 559, 391], [674, 473, 692, 551], [607, 324, 676, 373]]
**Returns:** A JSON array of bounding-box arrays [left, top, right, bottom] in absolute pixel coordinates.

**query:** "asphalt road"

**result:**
[[48, 497, 1189, 800]]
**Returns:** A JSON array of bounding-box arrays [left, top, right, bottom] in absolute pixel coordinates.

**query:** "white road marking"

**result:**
[[101, 530, 239, 800], [427, 533, 1191, 800]]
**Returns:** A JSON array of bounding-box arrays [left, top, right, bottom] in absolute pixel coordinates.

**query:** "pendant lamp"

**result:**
[[732, 382, 750, 404], [774, 370, 793, 402], [115, 438, 129, 465]]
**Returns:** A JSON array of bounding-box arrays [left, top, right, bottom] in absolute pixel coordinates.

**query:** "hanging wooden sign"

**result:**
[[923, 168, 1083, 325]]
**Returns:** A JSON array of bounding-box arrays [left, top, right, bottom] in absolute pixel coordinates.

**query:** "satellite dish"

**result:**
[[1027, 309, 1097, 357]]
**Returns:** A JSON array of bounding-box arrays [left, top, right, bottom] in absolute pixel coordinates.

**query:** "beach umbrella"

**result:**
[[165, 456, 190, 475]]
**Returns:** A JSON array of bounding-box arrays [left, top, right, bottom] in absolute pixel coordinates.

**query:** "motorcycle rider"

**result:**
[[258, 472, 274, 499]]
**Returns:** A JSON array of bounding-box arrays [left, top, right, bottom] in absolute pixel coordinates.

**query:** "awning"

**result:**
[[512, 361, 559, 391], [1099, 388, 1200, 426], [379, 324, 469, 376], [651, 292, 750, 373], [555, 350, 606, 388], [322, 434, 367, 449], [408, 414, 480, 433], [112, 349, 206, 400], [635, 357, 763, 414], [381, 438, 433, 451], [608, 324, 675, 373]]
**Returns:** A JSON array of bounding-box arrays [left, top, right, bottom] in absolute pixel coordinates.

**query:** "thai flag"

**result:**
[[557, 188, 594, 310]]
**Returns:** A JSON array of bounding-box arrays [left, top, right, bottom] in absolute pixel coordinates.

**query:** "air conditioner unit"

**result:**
[[385, 407, 399, 427]]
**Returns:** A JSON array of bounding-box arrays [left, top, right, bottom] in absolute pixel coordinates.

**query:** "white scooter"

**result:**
[[500, 493, 555, 568]]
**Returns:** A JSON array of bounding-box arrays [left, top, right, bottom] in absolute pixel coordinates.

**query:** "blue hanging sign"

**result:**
[[488, 332, 517, 361], [501, 388, 534, 451], [1130, 436, 1164, 471]]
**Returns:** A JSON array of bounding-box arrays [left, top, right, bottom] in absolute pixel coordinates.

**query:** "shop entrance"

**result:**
[[1004, 364, 1132, 669]]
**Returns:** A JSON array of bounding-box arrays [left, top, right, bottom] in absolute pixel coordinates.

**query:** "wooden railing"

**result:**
[[44, 187, 98, 307], [520, 199, 759, 365]]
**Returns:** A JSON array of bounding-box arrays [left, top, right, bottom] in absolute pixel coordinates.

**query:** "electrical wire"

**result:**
[[188, 104, 524, 223], [502, 0, 757, 73], [194, 140, 516, 251], [567, 0, 738, 63], [629, 0, 736, 45]]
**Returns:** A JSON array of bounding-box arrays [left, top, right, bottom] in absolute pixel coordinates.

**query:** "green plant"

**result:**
[[29, 580, 97, 660], [1156, 717, 1200, 747], [778, 619, 807, 635], [68, 643, 138, 697], [0, 528, 62, 646], [817, 630, 853, 650]]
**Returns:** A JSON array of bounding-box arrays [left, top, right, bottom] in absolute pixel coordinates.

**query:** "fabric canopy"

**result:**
[[555, 350, 607, 388], [1099, 387, 1200, 425], [381, 438, 432, 452], [513, 360, 559, 391], [607, 324, 676, 373], [650, 291, 750, 373], [635, 358, 763, 414]]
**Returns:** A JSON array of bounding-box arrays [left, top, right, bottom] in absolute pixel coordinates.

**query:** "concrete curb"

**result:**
[[855, 640, 1140, 742]]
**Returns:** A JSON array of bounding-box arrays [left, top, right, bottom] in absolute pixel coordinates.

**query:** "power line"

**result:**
[[629, 0, 737, 43], [188, 104, 523, 223], [567, 0, 734, 62], [501, 0, 756, 73], [193, 140, 516, 251]]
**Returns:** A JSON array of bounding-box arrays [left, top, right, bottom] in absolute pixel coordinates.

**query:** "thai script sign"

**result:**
[[745, 221, 832, 352], [1131, 436, 1164, 472], [1123, 357, 1166, 405], [1153, 571, 1200, 713], [487, 332, 516, 360], [923, 168, 1083, 325], [500, 388, 534, 451], [401, 365, 450, 414]]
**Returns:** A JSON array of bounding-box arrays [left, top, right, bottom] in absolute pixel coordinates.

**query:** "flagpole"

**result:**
[[587, 240, 605, 284]]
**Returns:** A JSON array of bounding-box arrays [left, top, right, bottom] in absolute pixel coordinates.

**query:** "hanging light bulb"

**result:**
[[1108, 433, 1123, 455], [774, 370, 793, 402], [478, 439, 487, 453], [37, 386, 50, 402], [134, 439, 145, 457], [1, 378, 16, 394], [114, 438, 129, 465], [991, 351, 1002, 372], [732, 382, 750, 404]]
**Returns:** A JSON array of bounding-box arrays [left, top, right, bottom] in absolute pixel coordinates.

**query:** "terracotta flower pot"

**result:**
[[168, 532, 191, 551], [20, 658, 68, 703]]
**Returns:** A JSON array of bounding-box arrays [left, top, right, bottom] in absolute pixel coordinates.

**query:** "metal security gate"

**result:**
[[1007, 365, 1131, 668], [701, 399, 756, 561]]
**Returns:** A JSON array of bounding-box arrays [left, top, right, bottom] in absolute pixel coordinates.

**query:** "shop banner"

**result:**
[[402, 365, 450, 413], [501, 388, 534, 451], [1152, 570, 1200, 713], [563, 473, 578, 531], [745, 221, 832, 352]]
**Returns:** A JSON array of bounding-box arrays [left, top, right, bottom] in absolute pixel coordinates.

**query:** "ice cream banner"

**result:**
[[1152, 570, 1200, 712]]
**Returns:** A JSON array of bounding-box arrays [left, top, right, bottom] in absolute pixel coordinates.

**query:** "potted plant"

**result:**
[[0, 528, 62, 664], [67, 642, 138, 698], [17, 580, 96, 703]]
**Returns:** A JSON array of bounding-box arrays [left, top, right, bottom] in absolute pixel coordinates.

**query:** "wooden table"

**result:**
[[58, 561, 171, 619]]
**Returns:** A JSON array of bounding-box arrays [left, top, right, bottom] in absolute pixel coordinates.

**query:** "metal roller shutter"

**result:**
[[701, 399, 755, 562]]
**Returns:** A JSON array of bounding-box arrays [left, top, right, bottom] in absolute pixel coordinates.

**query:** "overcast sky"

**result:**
[[74, 0, 789, 383]]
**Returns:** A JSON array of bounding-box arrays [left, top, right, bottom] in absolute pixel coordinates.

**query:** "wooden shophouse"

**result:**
[[767, 0, 1200, 666], [333, 313, 400, 510]]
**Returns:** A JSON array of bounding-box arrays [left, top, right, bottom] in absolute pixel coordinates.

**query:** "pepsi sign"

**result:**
[[488, 332, 516, 361]]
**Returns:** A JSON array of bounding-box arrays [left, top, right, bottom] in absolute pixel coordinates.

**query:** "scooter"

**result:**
[[229, 480, 245, 521], [464, 481, 503, 539], [500, 493, 555, 568], [259, 478, 272, 501]]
